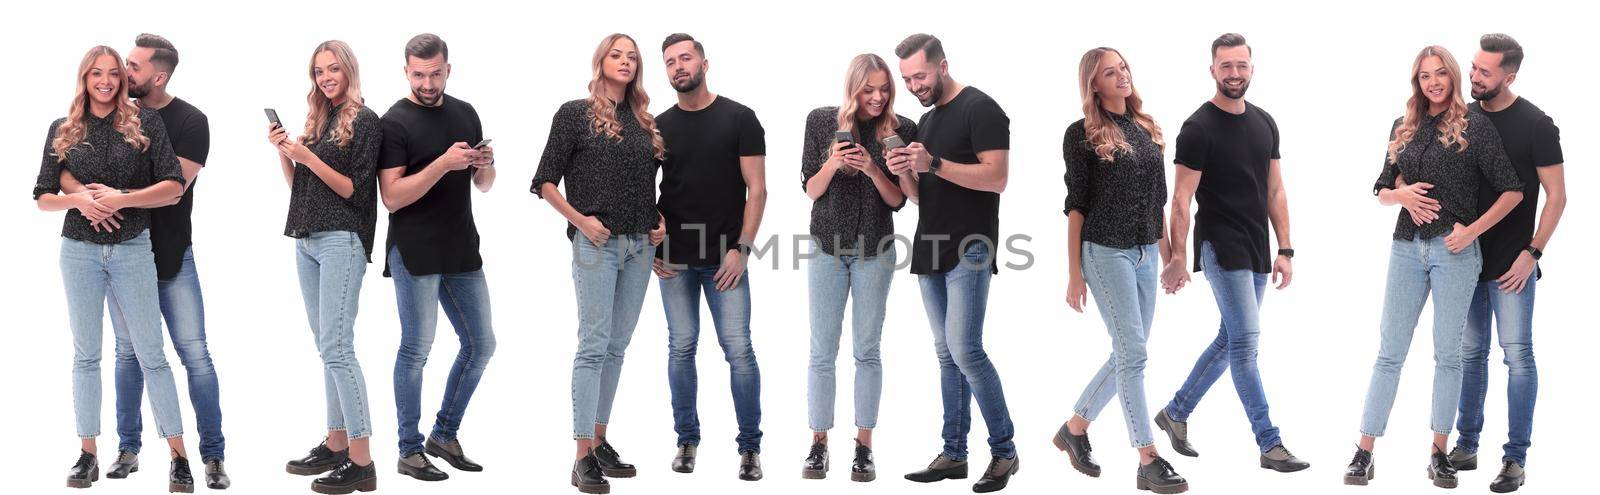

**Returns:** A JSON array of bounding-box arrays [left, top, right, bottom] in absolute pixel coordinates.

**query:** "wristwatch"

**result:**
[[1277, 248, 1295, 259], [735, 242, 753, 256], [1525, 245, 1543, 260], [928, 155, 943, 172], [119, 188, 130, 194]]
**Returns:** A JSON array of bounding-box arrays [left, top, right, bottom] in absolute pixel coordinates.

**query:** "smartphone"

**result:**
[[264, 108, 282, 129], [882, 135, 907, 151], [473, 139, 492, 149], [834, 130, 854, 144]]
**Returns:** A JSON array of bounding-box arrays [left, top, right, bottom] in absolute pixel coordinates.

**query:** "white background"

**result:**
[[4, 1, 1592, 494]]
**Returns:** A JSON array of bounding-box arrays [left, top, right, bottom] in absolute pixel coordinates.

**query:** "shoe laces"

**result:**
[[676, 444, 694, 457], [115, 449, 137, 463], [1349, 446, 1372, 465], [741, 451, 760, 465], [74, 451, 95, 469], [985, 456, 1013, 476], [596, 440, 620, 459], [808, 442, 827, 460]]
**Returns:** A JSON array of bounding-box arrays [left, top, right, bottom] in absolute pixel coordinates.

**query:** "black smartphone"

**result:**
[[882, 135, 907, 151], [265, 108, 282, 129], [834, 130, 854, 144], [473, 138, 492, 149]]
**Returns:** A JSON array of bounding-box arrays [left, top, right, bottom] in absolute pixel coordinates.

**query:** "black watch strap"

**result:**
[[1525, 245, 1543, 260], [1278, 248, 1295, 259], [735, 242, 752, 256]]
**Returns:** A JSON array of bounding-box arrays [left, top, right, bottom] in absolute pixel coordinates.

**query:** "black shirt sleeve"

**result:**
[[1375, 119, 1402, 191], [1532, 115, 1563, 167], [1174, 119, 1208, 171], [1266, 110, 1282, 160], [378, 117, 409, 170], [968, 96, 1009, 153], [739, 105, 766, 156], [800, 108, 830, 190], [174, 111, 210, 165], [531, 102, 580, 198], [1062, 121, 1091, 216], [33, 120, 64, 200], [141, 111, 185, 188]]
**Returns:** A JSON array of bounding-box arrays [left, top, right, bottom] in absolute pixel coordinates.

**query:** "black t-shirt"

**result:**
[[148, 97, 209, 280], [378, 95, 485, 277], [655, 96, 765, 267], [1472, 98, 1563, 281], [1175, 101, 1280, 274], [910, 86, 1009, 275]]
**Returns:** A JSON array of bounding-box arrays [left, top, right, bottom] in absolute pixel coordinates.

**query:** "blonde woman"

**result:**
[[1054, 47, 1188, 494], [33, 45, 192, 491], [530, 33, 666, 495], [1345, 45, 1524, 489], [266, 40, 382, 494], [798, 53, 915, 482]]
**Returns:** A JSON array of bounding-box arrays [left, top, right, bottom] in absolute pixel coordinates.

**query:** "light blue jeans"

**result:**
[[295, 231, 372, 439], [1072, 242, 1159, 448], [1360, 234, 1481, 437], [111, 246, 224, 460], [570, 233, 653, 439], [61, 231, 185, 439], [807, 243, 895, 432]]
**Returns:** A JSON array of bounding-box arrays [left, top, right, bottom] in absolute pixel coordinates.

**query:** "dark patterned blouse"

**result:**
[[1374, 110, 1522, 241], [1062, 111, 1167, 249], [33, 107, 184, 244], [531, 98, 662, 241], [283, 105, 381, 259], [800, 106, 917, 257]]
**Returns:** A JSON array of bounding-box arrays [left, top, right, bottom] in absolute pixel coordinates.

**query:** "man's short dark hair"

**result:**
[[1480, 33, 1524, 72], [1211, 33, 1251, 58], [405, 33, 449, 62], [134, 33, 179, 73], [895, 33, 944, 63], [661, 33, 705, 57]]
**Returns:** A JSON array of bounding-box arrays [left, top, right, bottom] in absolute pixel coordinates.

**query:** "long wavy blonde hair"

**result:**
[[301, 40, 364, 148], [1387, 45, 1470, 164], [836, 53, 900, 140], [587, 33, 665, 160], [53, 46, 148, 161], [1077, 47, 1162, 163]]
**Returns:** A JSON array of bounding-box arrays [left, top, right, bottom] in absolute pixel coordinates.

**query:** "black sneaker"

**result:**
[[311, 459, 377, 494], [397, 453, 448, 482], [1490, 459, 1525, 493], [107, 450, 138, 479], [67, 450, 98, 489], [1428, 448, 1459, 489], [739, 451, 763, 481], [287, 441, 348, 476], [1052, 422, 1100, 478], [1447, 446, 1477, 471], [1135, 455, 1188, 494], [973, 455, 1018, 493], [1344, 447, 1375, 485], [905, 454, 968, 483], [572, 453, 609, 494], [1259, 444, 1311, 473], [203, 458, 231, 490], [850, 440, 875, 482], [801, 440, 828, 479], [169, 456, 195, 493], [593, 439, 636, 478]]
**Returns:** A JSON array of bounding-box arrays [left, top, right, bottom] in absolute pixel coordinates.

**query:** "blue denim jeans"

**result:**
[[1457, 277, 1538, 466], [1163, 241, 1283, 452], [109, 246, 224, 459], [806, 243, 895, 432], [1360, 234, 1481, 437], [389, 246, 497, 456], [61, 231, 185, 440], [918, 241, 1015, 460], [661, 262, 763, 452], [1072, 242, 1159, 448], [295, 231, 373, 439], [570, 234, 653, 439]]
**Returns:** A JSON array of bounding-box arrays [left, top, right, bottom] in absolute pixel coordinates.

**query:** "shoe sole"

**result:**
[[169, 481, 195, 493], [397, 465, 449, 482], [851, 471, 876, 482], [740, 472, 764, 481], [1429, 469, 1459, 489], [1136, 476, 1189, 494], [107, 465, 138, 479], [1154, 412, 1198, 458], [672, 464, 694, 473], [600, 467, 637, 478], [286, 463, 340, 476], [1344, 464, 1376, 485], [1259, 458, 1311, 473], [801, 466, 827, 479], [67, 466, 99, 488], [424, 443, 484, 472], [1053, 430, 1102, 478], [1489, 478, 1524, 493], [905, 466, 968, 483], [310, 478, 376, 494]]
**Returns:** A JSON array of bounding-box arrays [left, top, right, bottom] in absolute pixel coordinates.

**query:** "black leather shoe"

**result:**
[[1490, 459, 1525, 493], [1428, 448, 1459, 488], [801, 440, 828, 479], [593, 439, 636, 478], [287, 441, 348, 476], [739, 450, 763, 481], [1447, 446, 1477, 471], [311, 459, 377, 494], [1136, 455, 1188, 494], [107, 450, 138, 479], [572, 453, 610, 494], [851, 440, 875, 482], [1259, 444, 1311, 473], [203, 458, 231, 489], [170, 456, 195, 493], [425, 436, 483, 472], [1052, 422, 1100, 477], [672, 444, 696, 473], [1154, 408, 1198, 457], [1344, 447, 1375, 485], [397, 453, 448, 481], [973, 455, 1018, 493], [67, 450, 98, 489], [905, 454, 968, 483]]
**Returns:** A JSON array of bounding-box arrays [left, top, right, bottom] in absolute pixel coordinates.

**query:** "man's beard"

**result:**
[[413, 88, 443, 106], [1471, 81, 1503, 102], [127, 78, 151, 99], [917, 77, 945, 107], [671, 67, 705, 93], [1215, 78, 1250, 99]]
